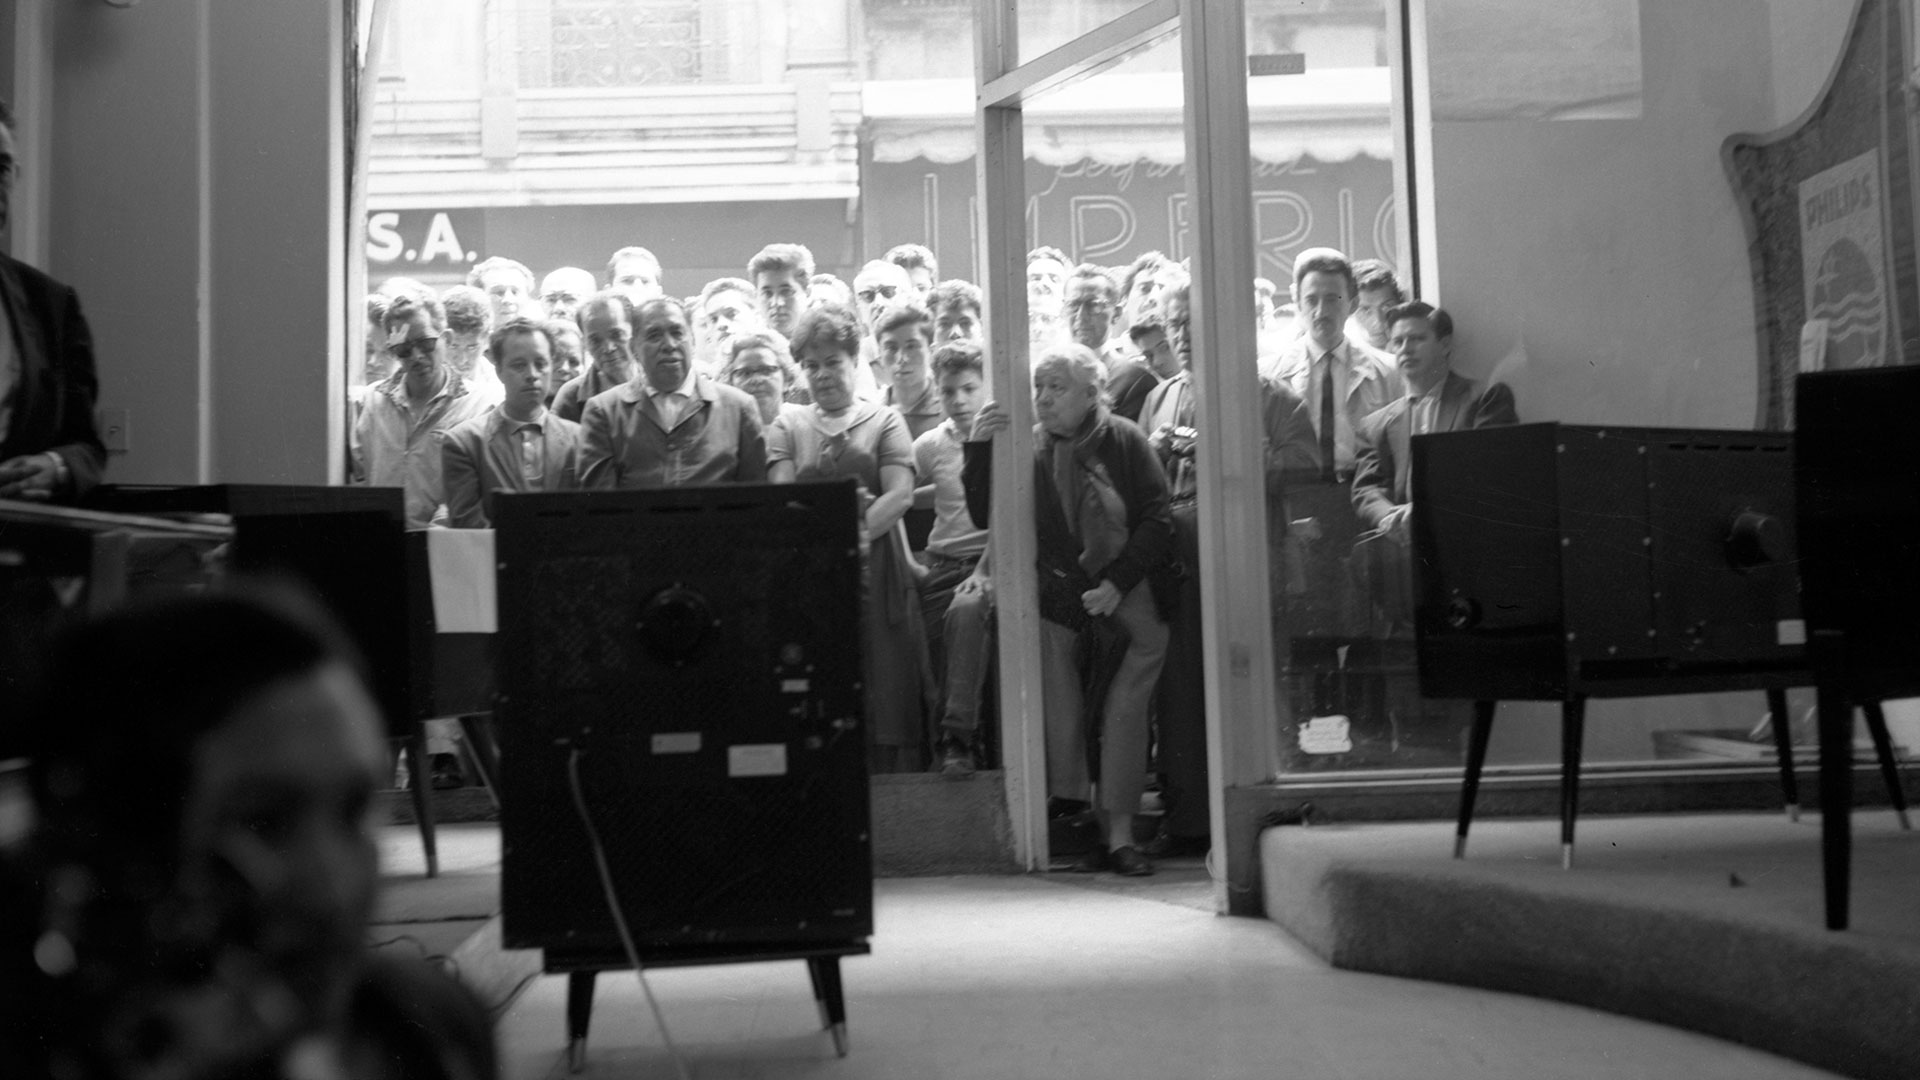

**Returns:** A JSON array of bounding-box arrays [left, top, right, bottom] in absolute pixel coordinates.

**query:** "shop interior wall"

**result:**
[[1423, 0, 1860, 764], [36, 0, 340, 488]]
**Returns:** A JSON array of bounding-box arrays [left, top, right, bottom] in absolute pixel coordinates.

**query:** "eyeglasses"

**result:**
[[387, 335, 441, 361], [857, 286, 899, 304], [729, 366, 782, 382]]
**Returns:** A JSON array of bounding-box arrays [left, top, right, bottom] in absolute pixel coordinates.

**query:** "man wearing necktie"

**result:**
[[1262, 249, 1402, 484], [439, 317, 583, 528], [1136, 273, 1317, 847], [578, 297, 768, 489]]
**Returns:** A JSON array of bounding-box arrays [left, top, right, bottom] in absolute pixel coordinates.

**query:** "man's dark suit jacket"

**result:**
[[1106, 359, 1159, 425], [1351, 370, 1517, 531], [0, 255, 105, 500]]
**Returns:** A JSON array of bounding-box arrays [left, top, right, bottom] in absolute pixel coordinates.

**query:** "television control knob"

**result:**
[[636, 585, 716, 668], [1445, 595, 1481, 630], [1726, 510, 1786, 569]]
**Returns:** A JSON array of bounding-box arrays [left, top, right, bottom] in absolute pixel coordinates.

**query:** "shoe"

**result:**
[[1048, 797, 1092, 820], [937, 734, 977, 777], [1140, 825, 1176, 859], [1069, 846, 1110, 873], [1108, 845, 1155, 877]]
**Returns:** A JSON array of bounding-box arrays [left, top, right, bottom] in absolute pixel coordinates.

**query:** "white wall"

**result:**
[[1770, 1, 1858, 129], [1416, 0, 1858, 763]]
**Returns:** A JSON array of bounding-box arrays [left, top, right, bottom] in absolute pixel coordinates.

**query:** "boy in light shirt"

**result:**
[[912, 341, 995, 775]]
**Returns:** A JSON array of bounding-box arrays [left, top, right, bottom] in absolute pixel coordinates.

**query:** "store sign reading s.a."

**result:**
[[366, 211, 483, 268]]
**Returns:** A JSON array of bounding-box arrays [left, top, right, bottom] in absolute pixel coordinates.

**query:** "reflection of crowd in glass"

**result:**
[[353, 238, 1515, 875]]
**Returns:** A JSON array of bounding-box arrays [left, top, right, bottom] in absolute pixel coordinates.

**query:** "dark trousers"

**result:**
[[1154, 500, 1210, 839], [917, 551, 993, 736]]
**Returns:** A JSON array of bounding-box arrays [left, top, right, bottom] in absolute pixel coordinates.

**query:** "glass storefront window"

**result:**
[[360, 0, 1794, 802]]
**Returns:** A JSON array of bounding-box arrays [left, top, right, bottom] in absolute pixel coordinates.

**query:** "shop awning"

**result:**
[[862, 70, 1393, 167]]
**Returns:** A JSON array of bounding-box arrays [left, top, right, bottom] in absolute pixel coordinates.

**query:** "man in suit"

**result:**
[[1350, 300, 1517, 753], [1351, 300, 1519, 538], [1263, 248, 1402, 485], [579, 296, 768, 488], [439, 317, 582, 528], [0, 102, 105, 503]]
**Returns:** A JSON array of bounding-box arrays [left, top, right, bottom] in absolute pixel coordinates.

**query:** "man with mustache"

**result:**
[[578, 296, 768, 488], [1261, 248, 1401, 485]]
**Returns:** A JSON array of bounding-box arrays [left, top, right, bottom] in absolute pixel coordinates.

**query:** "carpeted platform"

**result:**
[[1260, 811, 1920, 1080]]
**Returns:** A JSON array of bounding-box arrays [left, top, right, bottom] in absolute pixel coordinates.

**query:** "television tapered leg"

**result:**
[[1560, 697, 1587, 871], [1861, 701, 1911, 831], [1765, 688, 1799, 821], [1454, 700, 1497, 859]]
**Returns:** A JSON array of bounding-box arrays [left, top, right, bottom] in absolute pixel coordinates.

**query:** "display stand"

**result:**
[[546, 940, 870, 1071], [1452, 684, 1910, 869]]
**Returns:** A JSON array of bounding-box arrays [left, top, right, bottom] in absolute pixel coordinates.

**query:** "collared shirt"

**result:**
[[508, 407, 549, 484], [913, 418, 987, 561], [353, 368, 491, 528], [646, 369, 696, 431], [1409, 383, 1446, 438], [1264, 336, 1402, 475], [883, 380, 944, 441], [579, 373, 768, 488], [768, 400, 915, 495], [439, 404, 584, 528]]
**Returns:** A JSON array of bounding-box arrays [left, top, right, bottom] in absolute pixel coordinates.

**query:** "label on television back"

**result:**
[[651, 732, 702, 755], [728, 743, 789, 778]]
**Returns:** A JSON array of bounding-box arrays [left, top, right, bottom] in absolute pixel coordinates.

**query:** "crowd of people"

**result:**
[[350, 236, 1518, 876]]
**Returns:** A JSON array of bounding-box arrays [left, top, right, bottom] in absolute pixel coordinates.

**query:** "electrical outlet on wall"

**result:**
[[100, 407, 130, 453]]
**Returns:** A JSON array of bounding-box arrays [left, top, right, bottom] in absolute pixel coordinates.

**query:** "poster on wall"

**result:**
[[1798, 149, 1890, 371], [1724, 0, 1919, 429]]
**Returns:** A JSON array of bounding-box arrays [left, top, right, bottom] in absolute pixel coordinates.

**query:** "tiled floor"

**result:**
[[489, 865, 1842, 1080]]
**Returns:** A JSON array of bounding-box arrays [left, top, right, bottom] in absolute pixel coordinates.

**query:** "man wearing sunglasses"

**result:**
[[350, 288, 491, 527]]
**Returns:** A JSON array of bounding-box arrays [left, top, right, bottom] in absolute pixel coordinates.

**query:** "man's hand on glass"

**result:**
[[968, 401, 1009, 442]]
